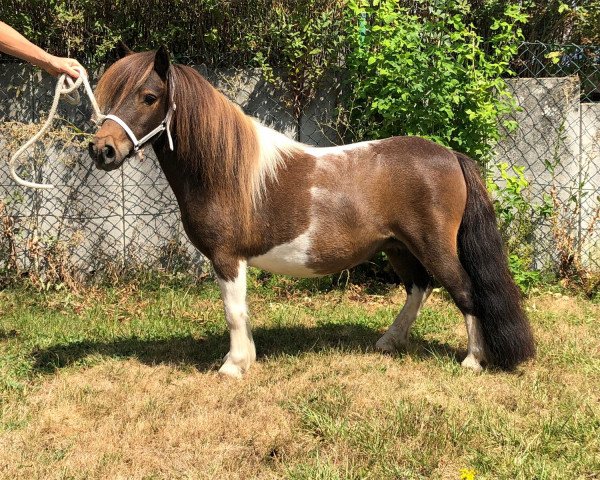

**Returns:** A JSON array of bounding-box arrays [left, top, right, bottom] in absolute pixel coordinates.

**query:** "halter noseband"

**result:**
[[100, 73, 176, 154]]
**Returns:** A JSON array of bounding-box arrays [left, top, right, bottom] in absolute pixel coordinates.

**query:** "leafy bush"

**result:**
[[253, 0, 346, 120], [342, 0, 525, 161], [1, 1, 346, 69], [486, 163, 546, 292]]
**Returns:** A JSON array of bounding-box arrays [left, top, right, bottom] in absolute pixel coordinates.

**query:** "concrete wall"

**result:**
[[494, 76, 600, 269], [580, 102, 600, 266]]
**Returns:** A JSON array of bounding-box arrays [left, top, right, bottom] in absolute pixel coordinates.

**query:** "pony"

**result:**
[[88, 46, 535, 378]]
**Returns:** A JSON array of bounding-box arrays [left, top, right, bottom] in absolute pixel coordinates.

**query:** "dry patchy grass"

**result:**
[[0, 277, 598, 479]]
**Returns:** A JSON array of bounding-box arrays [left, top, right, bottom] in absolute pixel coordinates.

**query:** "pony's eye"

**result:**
[[143, 94, 157, 105]]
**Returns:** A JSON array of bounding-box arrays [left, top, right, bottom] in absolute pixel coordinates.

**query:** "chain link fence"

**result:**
[[0, 41, 598, 282], [496, 41, 600, 272]]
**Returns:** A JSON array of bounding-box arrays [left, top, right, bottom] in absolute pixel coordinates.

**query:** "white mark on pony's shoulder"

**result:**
[[309, 186, 329, 199], [252, 121, 305, 202], [252, 125, 376, 200], [304, 141, 379, 176]]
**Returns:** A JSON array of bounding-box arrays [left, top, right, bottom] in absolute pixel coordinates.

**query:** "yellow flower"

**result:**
[[459, 468, 477, 480]]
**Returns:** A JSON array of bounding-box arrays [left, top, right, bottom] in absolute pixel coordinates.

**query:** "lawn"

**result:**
[[0, 274, 598, 479]]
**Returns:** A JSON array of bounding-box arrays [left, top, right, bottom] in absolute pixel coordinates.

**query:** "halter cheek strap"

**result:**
[[101, 103, 176, 153]]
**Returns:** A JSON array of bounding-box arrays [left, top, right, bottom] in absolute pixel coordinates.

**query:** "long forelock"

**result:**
[[95, 52, 155, 113]]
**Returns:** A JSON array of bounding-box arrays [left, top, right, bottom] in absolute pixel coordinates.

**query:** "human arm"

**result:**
[[0, 21, 85, 78]]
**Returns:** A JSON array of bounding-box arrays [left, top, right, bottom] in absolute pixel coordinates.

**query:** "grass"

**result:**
[[0, 273, 598, 479]]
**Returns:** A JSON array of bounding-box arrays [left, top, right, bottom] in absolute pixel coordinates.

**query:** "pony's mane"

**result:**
[[95, 51, 304, 223]]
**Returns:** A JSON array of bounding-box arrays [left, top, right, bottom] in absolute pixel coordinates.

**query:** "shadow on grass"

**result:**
[[0, 328, 19, 340], [31, 324, 463, 374]]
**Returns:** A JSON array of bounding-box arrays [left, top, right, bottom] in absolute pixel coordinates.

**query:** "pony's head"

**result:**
[[89, 44, 172, 170]]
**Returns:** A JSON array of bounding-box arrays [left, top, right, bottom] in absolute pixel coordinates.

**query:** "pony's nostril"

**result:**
[[103, 145, 116, 159], [88, 142, 97, 158]]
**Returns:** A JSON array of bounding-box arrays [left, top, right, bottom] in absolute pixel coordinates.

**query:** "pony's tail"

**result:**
[[455, 152, 535, 369]]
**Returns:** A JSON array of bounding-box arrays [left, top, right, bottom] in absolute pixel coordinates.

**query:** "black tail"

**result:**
[[455, 152, 535, 369]]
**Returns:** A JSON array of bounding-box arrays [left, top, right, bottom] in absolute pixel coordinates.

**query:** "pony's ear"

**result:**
[[154, 45, 171, 80], [116, 40, 134, 59]]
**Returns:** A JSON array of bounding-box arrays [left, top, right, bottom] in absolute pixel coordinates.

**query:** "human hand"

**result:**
[[41, 54, 86, 79]]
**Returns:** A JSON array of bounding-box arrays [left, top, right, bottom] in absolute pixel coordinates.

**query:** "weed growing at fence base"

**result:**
[[0, 275, 598, 479]]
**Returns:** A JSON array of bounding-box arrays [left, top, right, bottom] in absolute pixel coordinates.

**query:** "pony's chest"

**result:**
[[248, 231, 319, 277]]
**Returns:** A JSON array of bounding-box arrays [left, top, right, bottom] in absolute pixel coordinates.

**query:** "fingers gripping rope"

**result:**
[[8, 67, 104, 189]]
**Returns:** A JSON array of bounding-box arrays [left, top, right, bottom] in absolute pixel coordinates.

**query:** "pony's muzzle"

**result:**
[[89, 136, 121, 170], [88, 142, 115, 160]]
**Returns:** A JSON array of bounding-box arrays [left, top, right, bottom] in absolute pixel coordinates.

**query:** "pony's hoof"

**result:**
[[375, 335, 406, 354], [461, 354, 483, 373], [218, 361, 244, 379]]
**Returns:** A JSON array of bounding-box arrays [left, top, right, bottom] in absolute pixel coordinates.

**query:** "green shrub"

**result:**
[[253, 0, 346, 120], [342, 0, 525, 162], [486, 163, 549, 293], [2, 1, 346, 69]]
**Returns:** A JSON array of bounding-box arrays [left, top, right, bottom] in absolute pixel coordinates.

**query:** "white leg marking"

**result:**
[[461, 314, 486, 372], [376, 286, 431, 353], [217, 260, 256, 378]]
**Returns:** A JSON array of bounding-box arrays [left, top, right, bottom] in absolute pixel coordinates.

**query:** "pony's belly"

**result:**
[[248, 232, 320, 277]]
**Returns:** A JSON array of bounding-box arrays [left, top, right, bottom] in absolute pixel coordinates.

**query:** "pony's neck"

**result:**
[[155, 64, 310, 235]]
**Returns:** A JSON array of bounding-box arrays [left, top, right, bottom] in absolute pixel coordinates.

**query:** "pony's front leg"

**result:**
[[215, 259, 256, 378]]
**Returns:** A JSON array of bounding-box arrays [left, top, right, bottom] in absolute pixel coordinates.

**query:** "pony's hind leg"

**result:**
[[215, 259, 256, 378], [376, 248, 433, 353], [410, 236, 488, 371], [462, 314, 486, 372]]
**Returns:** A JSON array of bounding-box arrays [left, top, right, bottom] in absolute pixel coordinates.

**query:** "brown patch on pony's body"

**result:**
[[299, 137, 467, 275]]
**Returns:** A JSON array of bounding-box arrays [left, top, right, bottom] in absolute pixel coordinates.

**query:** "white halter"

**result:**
[[102, 101, 176, 154], [101, 69, 176, 154]]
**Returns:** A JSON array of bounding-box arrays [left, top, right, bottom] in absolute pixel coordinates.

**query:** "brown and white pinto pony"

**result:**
[[89, 46, 535, 378]]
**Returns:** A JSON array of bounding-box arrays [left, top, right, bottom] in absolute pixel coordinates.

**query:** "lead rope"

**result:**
[[8, 66, 105, 189]]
